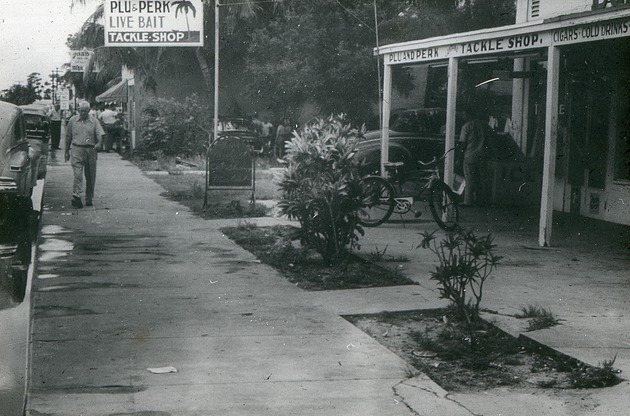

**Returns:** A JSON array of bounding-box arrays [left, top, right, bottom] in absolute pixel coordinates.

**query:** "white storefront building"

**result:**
[[377, 0, 630, 246]]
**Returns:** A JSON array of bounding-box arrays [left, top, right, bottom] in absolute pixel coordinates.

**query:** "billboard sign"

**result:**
[[104, 0, 204, 47]]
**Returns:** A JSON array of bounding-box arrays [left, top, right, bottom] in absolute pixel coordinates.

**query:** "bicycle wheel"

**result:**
[[429, 181, 460, 231], [358, 176, 395, 227]]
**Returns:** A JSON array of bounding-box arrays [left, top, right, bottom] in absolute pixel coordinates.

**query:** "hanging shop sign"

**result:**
[[104, 0, 204, 47], [70, 48, 94, 72]]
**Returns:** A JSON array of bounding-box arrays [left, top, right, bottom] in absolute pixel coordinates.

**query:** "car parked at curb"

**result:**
[[20, 104, 50, 180], [0, 101, 33, 224], [356, 108, 460, 175]]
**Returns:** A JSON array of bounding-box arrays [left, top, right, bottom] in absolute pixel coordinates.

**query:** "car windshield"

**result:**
[[390, 109, 446, 135], [24, 114, 45, 127], [218, 119, 251, 132]]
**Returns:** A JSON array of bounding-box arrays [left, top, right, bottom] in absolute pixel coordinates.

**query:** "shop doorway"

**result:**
[[560, 40, 621, 215]]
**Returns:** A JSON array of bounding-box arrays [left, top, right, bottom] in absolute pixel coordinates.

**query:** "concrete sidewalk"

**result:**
[[27, 150, 629, 415]]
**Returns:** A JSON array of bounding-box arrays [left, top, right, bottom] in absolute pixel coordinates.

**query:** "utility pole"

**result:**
[[50, 68, 61, 104]]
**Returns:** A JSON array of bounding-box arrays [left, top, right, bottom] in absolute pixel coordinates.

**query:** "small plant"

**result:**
[[277, 115, 370, 266], [516, 305, 560, 332], [368, 245, 389, 262], [368, 245, 410, 263], [570, 355, 621, 388], [418, 229, 502, 336]]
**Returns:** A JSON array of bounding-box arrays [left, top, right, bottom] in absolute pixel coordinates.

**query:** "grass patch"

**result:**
[[367, 245, 410, 263], [516, 305, 560, 331], [570, 355, 622, 388], [150, 174, 268, 219], [141, 164, 283, 219], [222, 223, 417, 291]]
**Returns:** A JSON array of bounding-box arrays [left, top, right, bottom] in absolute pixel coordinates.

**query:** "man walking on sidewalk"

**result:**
[[64, 101, 104, 208]]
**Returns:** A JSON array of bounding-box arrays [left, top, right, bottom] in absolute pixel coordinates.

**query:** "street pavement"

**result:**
[[26, 149, 629, 415]]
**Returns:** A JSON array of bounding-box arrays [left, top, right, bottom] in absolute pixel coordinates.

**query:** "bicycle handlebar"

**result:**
[[418, 147, 456, 167]]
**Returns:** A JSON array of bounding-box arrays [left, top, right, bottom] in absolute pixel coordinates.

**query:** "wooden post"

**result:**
[[380, 62, 392, 177], [539, 45, 560, 247], [213, 0, 220, 145], [444, 56, 459, 188]]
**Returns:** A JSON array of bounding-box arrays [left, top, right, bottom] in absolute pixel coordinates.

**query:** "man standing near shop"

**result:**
[[459, 107, 487, 207], [64, 101, 104, 208], [47, 103, 62, 150], [99, 103, 119, 152]]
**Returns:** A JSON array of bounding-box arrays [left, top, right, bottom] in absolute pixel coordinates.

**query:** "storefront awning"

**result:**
[[96, 80, 128, 103]]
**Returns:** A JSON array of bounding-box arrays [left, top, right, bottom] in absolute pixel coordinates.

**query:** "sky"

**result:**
[[0, 0, 97, 91]]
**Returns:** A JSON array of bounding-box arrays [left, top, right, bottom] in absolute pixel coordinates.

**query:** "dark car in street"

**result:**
[[0, 101, 33, 224], [19, 105, 50, 180]]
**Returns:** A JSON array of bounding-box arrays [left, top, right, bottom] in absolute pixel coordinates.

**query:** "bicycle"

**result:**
[[358, 150, 465, 231]]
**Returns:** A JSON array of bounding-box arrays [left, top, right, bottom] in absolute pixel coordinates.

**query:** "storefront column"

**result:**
[[511, 57, 529, 152], [443, 57, 459, 187], [380, 62, 393, 176], [539, 45, 560, 247]]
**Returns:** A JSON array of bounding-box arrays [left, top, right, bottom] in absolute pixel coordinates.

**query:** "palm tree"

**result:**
[[172, 0, 197, 39]]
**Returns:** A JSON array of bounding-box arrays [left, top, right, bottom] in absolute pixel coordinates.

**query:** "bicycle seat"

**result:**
[[383, 161, 405, 168]]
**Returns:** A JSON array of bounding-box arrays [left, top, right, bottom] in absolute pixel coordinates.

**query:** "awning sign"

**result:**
[[383, 15, 630, 65], [70, 49, 94, 72], [104, 0, 204, 47]]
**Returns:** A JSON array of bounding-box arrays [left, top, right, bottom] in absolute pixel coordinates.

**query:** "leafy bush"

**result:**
[[419, 229, 502, 328], [139, 94, 211, 157], [277, 115, 369, 265]]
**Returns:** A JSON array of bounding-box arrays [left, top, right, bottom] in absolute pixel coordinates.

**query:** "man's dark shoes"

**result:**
[[86, 200, 93, 206], [71, 196, 83, 209]]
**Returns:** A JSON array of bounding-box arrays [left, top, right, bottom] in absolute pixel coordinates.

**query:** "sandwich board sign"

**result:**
[[104, 0, 204, 47]]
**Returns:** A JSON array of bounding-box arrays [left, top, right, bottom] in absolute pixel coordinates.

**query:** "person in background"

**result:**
[[274, 119, 291, 160], [65, 101, 104, 208], [98, 103, 119, 152], [251, 112, 263, 134], [260, 117, 274, 155], [47, 103, 62, 150], [459, 107, 488, 207]]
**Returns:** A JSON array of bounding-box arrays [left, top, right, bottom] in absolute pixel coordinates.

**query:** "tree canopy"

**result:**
[[67, 0, 516, 123], [0, 72, 48, 105], [243, 0, 515, 123]]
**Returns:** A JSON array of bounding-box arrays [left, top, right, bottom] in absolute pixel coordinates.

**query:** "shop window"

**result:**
[[614, 77, 630, 181]]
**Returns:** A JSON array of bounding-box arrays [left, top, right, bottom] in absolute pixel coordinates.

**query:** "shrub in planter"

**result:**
[[277, 115, 369, 266], [419, 229, 502, 329]]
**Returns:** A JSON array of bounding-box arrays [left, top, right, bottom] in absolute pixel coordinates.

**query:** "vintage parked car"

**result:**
[[0, 101, 33, 223], [20, 104, 50, 180], [356, 108, 462, 175], [216, 117, 263, 151], [356, 107, 539, 205]]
